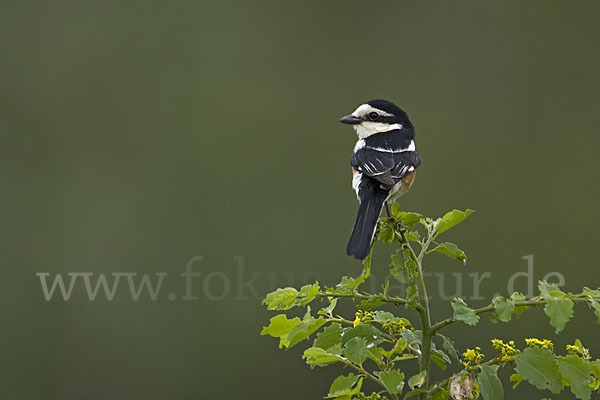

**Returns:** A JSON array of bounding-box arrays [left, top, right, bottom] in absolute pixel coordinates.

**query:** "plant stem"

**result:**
[[318, 291, 410, 307], [338, 357, 386, 391], [399, 225, 435, 399]]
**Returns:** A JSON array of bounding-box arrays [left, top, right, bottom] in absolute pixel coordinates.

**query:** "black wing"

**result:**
[[351, 148, 421, 189]]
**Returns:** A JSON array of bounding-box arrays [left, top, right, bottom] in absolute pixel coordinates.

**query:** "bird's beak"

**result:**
[[339, 115, 362, 125]]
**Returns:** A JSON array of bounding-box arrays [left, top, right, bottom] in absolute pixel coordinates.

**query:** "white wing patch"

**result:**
[[352, 172, 362, 200], [370, 140, 415, 153]]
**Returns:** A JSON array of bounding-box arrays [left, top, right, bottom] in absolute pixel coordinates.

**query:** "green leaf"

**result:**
[[538, 281, 564, 298], [318, 297, 338, 316], [406, 284, 419, 309], [341, 324, 384, 347], [515, 347, 563, 394], [436, 209, 473, 235], [342, 337, 369, 365], [510, 292, 528, 317], [431, 351, 448, 370], [314, 323, 342, 350], [440, 334, 460, 362], [431, 345, 452, 370], [492, 296, 515, 323], [372, 311, 396, 324], [262, 287, 298, 310], [389, 337, 408, 357], [582, 287, 600, 297], [302, 347, 340, 365], [401, 329, 422, 347], [390, 248, 417, 284], [357, 295, 386, 311], [260, 314, 302, 348], [286, 310, 327, 348], [366, 345, 385, 365], [451, 298, 480, 326], [544, 297, 574, 333], [431, 388, 450, 400], [378, 221, 396, 244], [588, 300, 600, 324], [327, 374, 363, 398], [298, 282, 320, 306], [408, 370, 427, 389], [510, 373, 524, 389], [406, 230, 421, 242], [391, 205, 423, 228], [478, 365, 503, 400], [375, 369, 405, 394], [557, 355, 593, 400], [431, 242, 467, 264], [338, 263, 371, 292]]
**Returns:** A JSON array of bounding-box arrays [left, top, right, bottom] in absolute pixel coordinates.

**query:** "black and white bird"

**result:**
[[340, 99, 422, 260]]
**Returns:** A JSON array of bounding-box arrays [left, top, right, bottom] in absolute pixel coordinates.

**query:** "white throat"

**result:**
[[354, 122, 403, 139]]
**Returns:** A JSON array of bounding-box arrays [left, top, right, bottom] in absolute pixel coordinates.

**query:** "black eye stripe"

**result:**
[[368, 112, 379, 121]]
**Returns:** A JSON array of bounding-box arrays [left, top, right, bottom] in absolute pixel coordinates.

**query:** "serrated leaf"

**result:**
[[391, 248, 416, 284], [436, 209, 473, 235], [262, 287, 298, 310], [338, 263, 371, 291], [327, 374, 363, 398], [314, 323, 342, 350], [582, 287, 600, 297], [478, 365, 503, 400], [372, 311, 396, 324], [298, 282, 320, 306], [260, 314, 302, 348], [302, 347, 340, 365], [515, 347, 563, 394], [451, 298, 480, 326], [391, 205, 423, 228], [343, 337, 368, 365], [357, 295, 386, 311], [408, 370, 427, 389], [510, 373, 524, 389], [492, 296, 515, 323], [557, 355, 593, 400], [544, 297, 574, 333], [440, 335, 460, 362], [431, 242, 467, 264], [341, 324, 384, 347], [378, 221, 395, 244], [286, 311, 327, 348], [538, 281, 565, 298], [401, 329, 422, 347], [510, 291, 529, 317], [375, 369, 405, 394], [407, 230, 421, 242]]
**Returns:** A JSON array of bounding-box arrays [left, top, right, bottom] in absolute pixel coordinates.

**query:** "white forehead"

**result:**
[[351, 104, 393, 117]]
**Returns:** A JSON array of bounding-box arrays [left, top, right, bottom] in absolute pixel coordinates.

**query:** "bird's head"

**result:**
[[340, 99, 413, 139]]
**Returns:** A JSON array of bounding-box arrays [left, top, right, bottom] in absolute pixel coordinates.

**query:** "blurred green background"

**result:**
[[1, 1, 599, 398]]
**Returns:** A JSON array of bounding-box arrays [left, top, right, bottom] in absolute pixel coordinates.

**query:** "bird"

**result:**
[[340, 99, 422, 260]]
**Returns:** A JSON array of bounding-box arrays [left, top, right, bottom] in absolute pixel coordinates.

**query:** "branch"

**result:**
[[430, 298, 594, 333]]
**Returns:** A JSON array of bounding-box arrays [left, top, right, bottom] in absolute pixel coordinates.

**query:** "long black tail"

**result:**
[[346, 180, 388, 260]]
